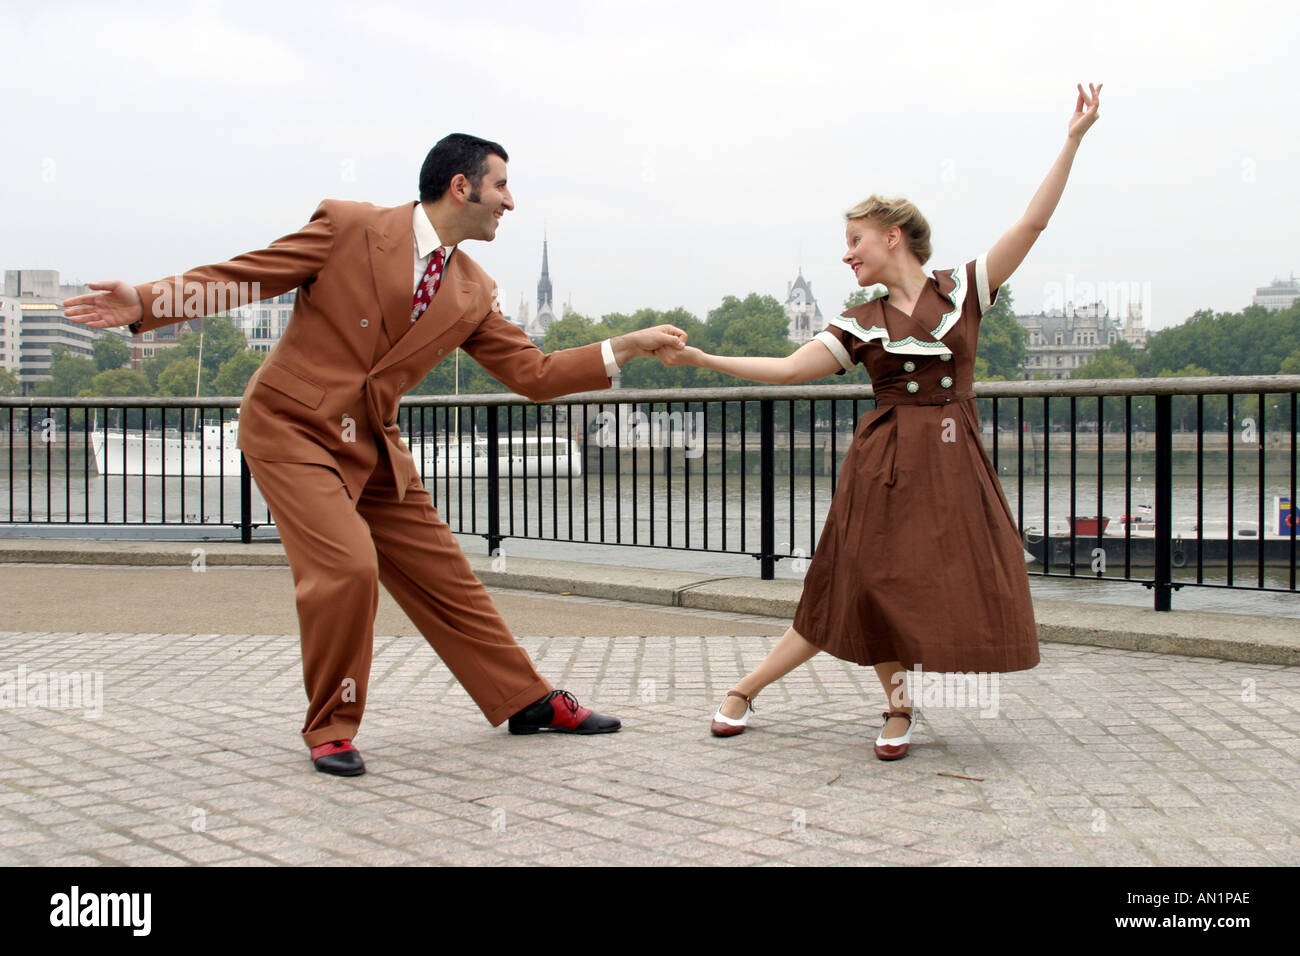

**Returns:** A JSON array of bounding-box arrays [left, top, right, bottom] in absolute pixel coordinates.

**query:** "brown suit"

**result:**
[[134, 199, 611, 746]]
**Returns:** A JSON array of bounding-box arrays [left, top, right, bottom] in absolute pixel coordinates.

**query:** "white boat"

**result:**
[[403, 434, 582, 478], [91, 420, 242, 477]]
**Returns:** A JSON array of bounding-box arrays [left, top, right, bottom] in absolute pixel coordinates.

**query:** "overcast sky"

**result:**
[[2, 0, 1296, 332]]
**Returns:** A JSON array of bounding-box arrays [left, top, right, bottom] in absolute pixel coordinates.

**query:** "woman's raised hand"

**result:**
[[1068, 83, 1102, 141]]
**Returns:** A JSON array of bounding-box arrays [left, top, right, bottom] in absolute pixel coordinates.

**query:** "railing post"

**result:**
[[239, 453, 253, 544], [1153, 393, 1172, 610], [760, 399, 775, 580], [486, 405, 501, 555]]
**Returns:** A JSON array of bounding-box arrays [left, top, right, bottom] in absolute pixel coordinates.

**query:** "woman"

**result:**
[[658, 83, 1101, 760]]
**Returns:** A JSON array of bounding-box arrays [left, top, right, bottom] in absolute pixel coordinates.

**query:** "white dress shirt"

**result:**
[[412, 204, 620, 379]]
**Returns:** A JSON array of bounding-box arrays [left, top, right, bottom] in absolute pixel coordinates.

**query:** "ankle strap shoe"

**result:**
[[711, 690, 755, 737]]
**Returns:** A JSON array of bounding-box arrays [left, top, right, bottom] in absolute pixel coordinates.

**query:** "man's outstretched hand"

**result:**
[[611, 325, 686, 366], [63, 281, 143, 329]]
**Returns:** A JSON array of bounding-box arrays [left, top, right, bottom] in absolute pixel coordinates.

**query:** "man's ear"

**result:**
[[448, 172, 469, 203]]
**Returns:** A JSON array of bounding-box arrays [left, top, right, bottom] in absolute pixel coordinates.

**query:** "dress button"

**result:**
[[360, 318, 369, 328], [940, 376, 953, 388], [940, 353, 952, 362], [903, 361, 916, 372], [906, 381, 919, 394], [437, 348, 444, 356]]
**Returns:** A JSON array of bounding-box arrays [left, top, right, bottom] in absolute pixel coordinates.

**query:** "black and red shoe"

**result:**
[[508, 690, 621, 735], [310, 739, 366, 776]]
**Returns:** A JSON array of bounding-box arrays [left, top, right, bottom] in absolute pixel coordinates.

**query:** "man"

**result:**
[[65, 133, 686, 776]]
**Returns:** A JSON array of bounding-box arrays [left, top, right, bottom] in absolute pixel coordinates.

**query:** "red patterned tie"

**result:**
[[410, 247, 446, 323]]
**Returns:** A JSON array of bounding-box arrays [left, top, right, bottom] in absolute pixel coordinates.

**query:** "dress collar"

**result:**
[[832, 266, 965, 355]]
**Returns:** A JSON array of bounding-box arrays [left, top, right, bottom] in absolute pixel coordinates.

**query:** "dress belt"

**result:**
[[874, 389, 976, 407]]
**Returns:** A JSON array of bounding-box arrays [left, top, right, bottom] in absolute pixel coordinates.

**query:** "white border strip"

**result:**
[[814, 329, 854, 371]]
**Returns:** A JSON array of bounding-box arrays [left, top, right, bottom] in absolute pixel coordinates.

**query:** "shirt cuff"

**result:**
[[814, 329, 854, 372], [601, 338, 620, 378]]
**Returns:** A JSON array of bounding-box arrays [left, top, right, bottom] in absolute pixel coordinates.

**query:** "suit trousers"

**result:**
[[245, 447, 553, 749]]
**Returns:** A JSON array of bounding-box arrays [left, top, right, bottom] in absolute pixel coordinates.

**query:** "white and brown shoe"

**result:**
[[873, 708, 920, 760], [710, 690, 755, 737]]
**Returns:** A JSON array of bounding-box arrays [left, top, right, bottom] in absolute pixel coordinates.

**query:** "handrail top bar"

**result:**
[[4, 375, 1299, 409]]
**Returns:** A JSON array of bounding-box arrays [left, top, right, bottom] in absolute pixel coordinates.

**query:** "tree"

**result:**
[[93, 333, 132, 372], [843, 286, 886, 310], [1279, 349, 1300, 375], [212, 350, 265, 395], [976, 285, 1027, 381], [83, 368, 150, 397], [156, 356, 204, 397], [0, 369, 19, 397], [542, 312, 600, 352], [35, 346, 97, 397], [139, 349, 180, 390], [1158, 364, 1226, 431], [1074, 351, 1139, 380], [173, 316, 249, 380]]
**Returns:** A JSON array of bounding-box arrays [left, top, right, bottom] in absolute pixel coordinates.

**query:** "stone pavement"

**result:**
[[1, 578, 1297, 866]]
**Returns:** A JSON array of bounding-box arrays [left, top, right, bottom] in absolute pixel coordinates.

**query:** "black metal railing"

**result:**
[[3, 374, 1298, 610]]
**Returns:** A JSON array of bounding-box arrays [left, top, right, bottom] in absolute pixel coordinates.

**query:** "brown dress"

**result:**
[[792, 255, 1039, 673]]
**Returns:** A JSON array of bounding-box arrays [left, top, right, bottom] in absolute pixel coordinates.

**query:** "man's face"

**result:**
[[462, 154, 514, 241]]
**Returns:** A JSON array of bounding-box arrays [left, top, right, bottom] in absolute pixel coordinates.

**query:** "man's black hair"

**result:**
[[418, 133, 509, 203]]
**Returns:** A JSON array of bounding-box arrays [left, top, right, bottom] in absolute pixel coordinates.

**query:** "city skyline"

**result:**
[[2, 0, 1296, 334]]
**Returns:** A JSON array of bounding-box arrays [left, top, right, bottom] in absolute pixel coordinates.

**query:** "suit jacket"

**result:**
[[132, 200, 611, 501]]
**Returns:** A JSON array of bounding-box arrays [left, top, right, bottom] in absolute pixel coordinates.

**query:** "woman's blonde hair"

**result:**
[[845, 195, 932, 266]]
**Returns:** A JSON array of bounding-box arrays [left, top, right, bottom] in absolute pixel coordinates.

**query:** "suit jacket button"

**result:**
[[360, 318, 369, 328]]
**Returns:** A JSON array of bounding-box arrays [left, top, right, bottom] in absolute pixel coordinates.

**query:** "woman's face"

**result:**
[[843, 219, 893, 287]]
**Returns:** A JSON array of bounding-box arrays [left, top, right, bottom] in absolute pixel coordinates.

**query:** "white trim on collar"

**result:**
[[828, 266, 965, 356]]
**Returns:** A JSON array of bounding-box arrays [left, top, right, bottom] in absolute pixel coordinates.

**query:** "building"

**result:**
[[1018, 300, 1146, 379], [0, 297, 21, 374], [521, 235, 558, 344], [227, 291, 296, 352], [1252, 275, 1300, 312], [783, 270, 822, 345], [131, 317, 204, 367], [4, 270, 106, 392]]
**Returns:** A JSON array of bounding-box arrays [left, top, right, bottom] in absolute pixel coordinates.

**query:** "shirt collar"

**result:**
[[413, 202, 455, 261]]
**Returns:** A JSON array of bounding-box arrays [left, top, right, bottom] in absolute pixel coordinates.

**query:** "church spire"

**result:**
[[536, 225, 553, 311]]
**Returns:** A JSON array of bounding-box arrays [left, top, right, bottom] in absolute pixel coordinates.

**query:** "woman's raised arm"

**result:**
[[986, 83, 1102, 292]]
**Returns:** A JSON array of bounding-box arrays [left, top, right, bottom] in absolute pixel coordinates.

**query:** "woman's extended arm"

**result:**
[[986, 83, 1102, 291], [657, 338, 843, 384]]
